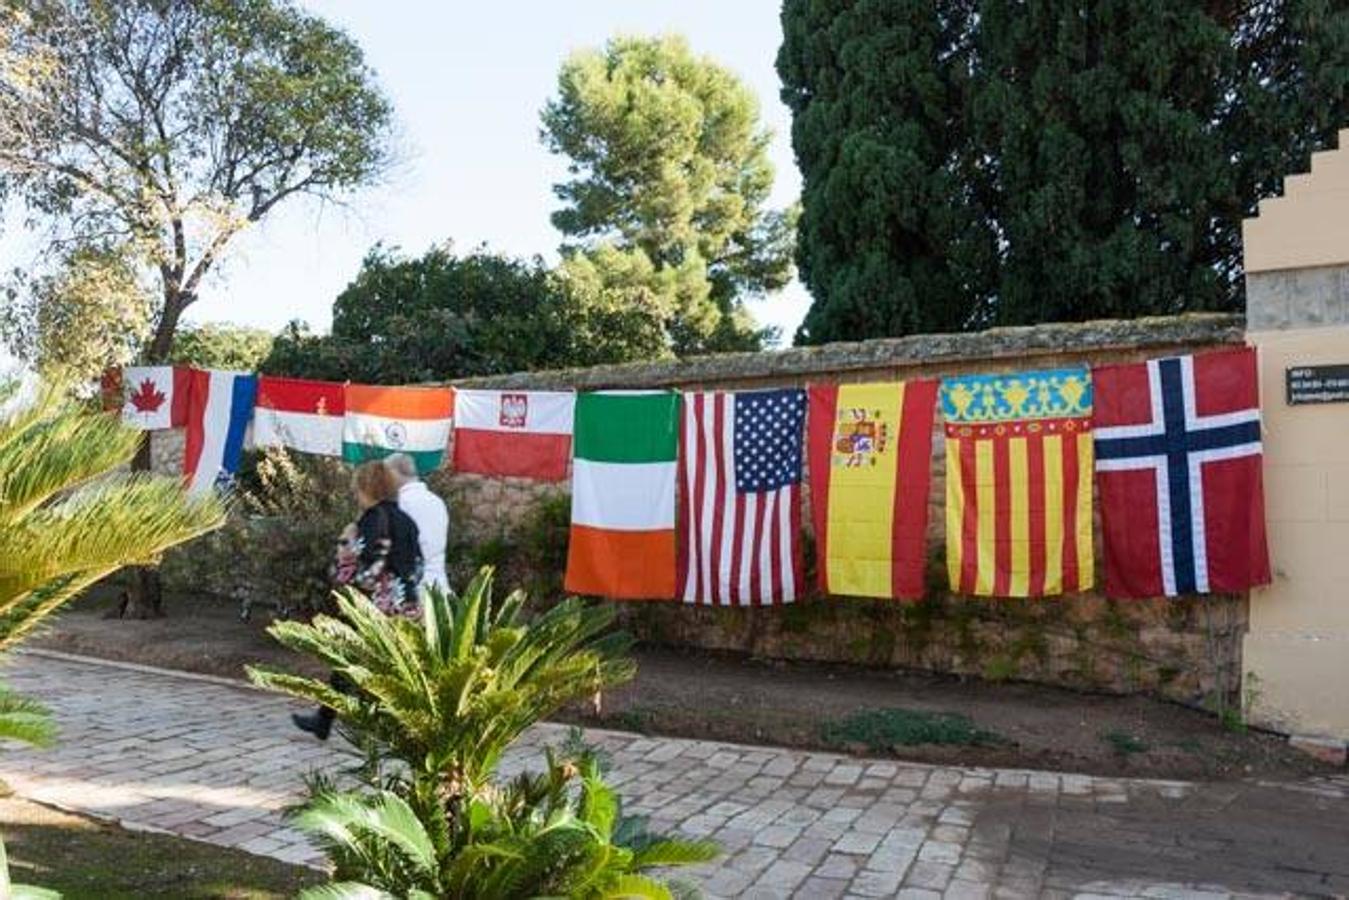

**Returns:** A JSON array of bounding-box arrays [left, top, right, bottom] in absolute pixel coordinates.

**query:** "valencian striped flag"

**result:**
[[678, 389, 806, 606], [807, 380, 938, 599], [564, 391, 679, 600], [941, 368, 1094, 597]]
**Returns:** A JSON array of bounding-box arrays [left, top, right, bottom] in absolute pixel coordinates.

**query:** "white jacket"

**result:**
[[397, 481, 449, 591]]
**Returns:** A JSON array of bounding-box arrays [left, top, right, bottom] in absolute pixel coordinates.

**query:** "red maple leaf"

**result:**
[[129, 378, 166, 414]]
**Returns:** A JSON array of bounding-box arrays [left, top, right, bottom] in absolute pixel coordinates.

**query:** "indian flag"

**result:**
[[564, 391, 679, 600], [342, 384, 454, 474]]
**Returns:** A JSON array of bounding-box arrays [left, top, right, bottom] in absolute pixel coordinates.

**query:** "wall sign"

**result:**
[[1286, 365, 1349, 405]]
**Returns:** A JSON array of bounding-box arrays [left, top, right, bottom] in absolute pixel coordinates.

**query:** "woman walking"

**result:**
[[292, 460, 423, 739]]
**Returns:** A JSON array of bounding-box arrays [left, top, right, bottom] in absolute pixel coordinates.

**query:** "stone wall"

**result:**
[[152, 314, 1251, 708]]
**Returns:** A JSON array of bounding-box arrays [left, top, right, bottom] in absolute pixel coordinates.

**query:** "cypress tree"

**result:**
[[779, 0, 1349, 343]]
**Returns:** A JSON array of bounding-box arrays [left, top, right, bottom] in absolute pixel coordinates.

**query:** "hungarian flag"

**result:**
[[1094, 348, 1269, 598], [254, 375, 345, 457], [678, 389, 805, 606], [941, 367, 1094, 597], [452, 389, 574, 480], [807, 380, 938, 599], [342, 384, 454, 474], [184, 369, 257, 495], [114, 366, 190, 430], [564, 391, 679, 600]]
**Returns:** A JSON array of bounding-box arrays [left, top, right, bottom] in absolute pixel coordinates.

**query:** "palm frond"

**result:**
[[0, 385, 143, 525], [601, 873, 676, 900], [628, 839, 720, 869], [0, 681, 55, 747], [297, 883, 399, 900], [0, 476, 224, 609]]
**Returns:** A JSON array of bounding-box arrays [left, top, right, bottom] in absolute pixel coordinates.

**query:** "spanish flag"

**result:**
[[807, 380, 938, 599], [941, 368, 1094, 597]]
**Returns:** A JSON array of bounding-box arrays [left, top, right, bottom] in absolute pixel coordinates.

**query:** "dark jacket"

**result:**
[[351, 500, 424, 615]]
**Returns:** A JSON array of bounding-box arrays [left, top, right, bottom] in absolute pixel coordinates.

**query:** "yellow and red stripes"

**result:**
[[946, 421, 1094, 597]]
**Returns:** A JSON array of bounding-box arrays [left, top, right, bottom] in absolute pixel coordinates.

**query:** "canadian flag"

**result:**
[[117, 366, 190, 431]]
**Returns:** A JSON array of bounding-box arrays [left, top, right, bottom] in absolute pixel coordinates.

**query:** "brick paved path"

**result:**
[[2, 650, 1347, 898]]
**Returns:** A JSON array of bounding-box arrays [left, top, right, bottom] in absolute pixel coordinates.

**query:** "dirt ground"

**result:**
[[31, 588, 1332, 781], [0, 796, 320, 899]]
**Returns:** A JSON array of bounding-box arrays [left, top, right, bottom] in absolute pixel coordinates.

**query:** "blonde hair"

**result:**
[[353, 460, 397, 505]]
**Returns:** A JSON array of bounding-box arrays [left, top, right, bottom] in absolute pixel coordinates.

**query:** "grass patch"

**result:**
[[1, 796, 320, 898], [605, 704, 656, 735], [820, 708, 1002, 752], [1101, 729, 1150, 756]]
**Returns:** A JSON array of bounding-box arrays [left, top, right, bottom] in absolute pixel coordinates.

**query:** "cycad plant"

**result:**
[[0, 379, 226, 897], [250, 569, 718, 899]]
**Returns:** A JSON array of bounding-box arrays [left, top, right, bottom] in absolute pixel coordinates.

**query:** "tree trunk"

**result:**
[[118, 289, 189, 620], [119, 437, 166, 619]]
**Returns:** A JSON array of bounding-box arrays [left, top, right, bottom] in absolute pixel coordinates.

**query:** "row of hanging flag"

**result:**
[[106, 368, 574, 487], [105, 345, 1270, 603]]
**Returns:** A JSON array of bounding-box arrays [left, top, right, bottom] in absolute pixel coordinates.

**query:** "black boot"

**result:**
[[291, 708, 334, 740]]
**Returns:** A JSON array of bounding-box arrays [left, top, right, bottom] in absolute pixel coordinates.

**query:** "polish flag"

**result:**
[[116, 366, 190, 430], [184, 370, 257, 495], [253, 375, 345, 457], [452, 389, 574, 481]]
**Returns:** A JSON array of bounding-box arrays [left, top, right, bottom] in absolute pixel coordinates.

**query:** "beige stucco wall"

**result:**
[[1245, 326, 1349, 738], [1243, 128, 1349, 274], [1243, 129, 1349, 741]]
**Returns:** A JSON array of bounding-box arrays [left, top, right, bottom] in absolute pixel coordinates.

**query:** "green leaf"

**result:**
[[297, 883, 397, 900]]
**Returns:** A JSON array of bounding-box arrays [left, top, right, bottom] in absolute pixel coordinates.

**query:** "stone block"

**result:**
[[1288, 734, 1348, 767]]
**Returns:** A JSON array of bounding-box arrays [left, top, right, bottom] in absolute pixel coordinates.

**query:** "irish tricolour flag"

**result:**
[[342, 384, 454, 474], [564, 391, 678, 600]]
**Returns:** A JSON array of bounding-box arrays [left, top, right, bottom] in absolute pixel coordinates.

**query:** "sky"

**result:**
[[183, 0, 810, 343]]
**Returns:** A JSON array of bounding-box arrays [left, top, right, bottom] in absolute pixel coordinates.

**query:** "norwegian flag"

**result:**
[[1093, 348, 1271, 598], [678, 389, 805, 606]]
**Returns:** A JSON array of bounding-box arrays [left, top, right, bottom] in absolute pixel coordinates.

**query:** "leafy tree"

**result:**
[[542, 34, 795, 354], [778, 0, 1349, 343], [264, 243, 669, 385], [169, 322, 274, 372], [2, 243, 152, 383], [0, 0, 393, 364], [0, 0, 391, 615], [250, 569, 716, 898]]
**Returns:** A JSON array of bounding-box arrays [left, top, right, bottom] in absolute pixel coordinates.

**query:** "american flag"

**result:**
[[678, 389, 805, 605]]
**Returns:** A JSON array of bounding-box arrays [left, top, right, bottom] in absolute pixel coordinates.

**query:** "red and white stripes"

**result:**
[[677, 391, 802, 606]]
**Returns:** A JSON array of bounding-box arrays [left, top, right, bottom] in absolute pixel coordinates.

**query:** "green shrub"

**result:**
[[821, 708, 1003, 752], [161, 448, 354, 616], [249, 568, 717, 897], [1101, 730, 1149, 756]]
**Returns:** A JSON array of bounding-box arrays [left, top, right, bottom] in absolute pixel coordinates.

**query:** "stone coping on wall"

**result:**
[[453, 313, 1246, 390]]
